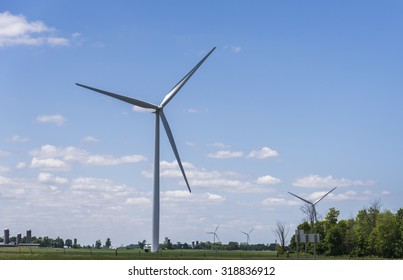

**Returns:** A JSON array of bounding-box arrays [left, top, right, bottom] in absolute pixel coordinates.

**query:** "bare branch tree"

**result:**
[[300, 203, 315, 225], [273, 221, 289, 252]]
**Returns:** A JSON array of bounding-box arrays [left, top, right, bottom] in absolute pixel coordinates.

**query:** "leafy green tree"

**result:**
[[353, 209, 373, 256], [40, 236, 52, 247], [53, 237, 64, 248], [95, 240, 102, 249], [370, 210, 402, 258], [325, 207, 339, 227], [227, 241, 239, 251], [138, 240, 146, 250], [65, 239, 73, 248], [105, 238, 111, 249]]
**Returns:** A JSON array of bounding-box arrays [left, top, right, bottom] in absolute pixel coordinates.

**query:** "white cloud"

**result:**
[[0, 11, 69, 47], [46, 37, 69, 46], [16, 162, 27, 169], [0, 166, 11, 173], [31, 157, 70, 171], [29, 144, 147, 170], [162, 190, 192, 200], [126, 197, 151, 206], [0, 150, 11, 157], [205, 192, 226, 202], [37, 172, 68, 184], [71, 177, 126, 193], [0, 175, 15, 185], [209, 142, 230, 149], [262, 197, 299, 206], [208, 150, 244, 159], [187, 108, 198, 113], [7, 134, 29, 143], [306, 191, 337, 202], [247, 147, 279, 159], [36, 114, 67, 126], [144, 160, 269, 193], [256, 175, 281, 185], [224, 45, 242, 54], [83, 136, 99, 143], [85, 154, 147, 165], [293, 175, 375, 188]]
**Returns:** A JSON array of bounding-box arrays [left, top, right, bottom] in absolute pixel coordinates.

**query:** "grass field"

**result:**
[[0, 247, 390, 260], [0, 247, 297, 260]]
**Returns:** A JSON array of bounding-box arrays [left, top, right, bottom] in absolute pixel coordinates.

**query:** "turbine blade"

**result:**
[[76, 83, 159, 110], [159, 110, 191, 193], [215, 225, 220, 233], [215, 233, 221, 242], [160, 47, 216, 107], [241, 231, 247, 235], [288, 191, 313, 205], [249, 228, 254, 234], [313, 187, 337, 205]]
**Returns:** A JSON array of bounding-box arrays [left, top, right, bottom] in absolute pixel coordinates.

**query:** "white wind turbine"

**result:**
[[241, 227, 254, 245], [288, 187, 337, 223], [206, 225, 220, 244], [76, 47, 215, 253]]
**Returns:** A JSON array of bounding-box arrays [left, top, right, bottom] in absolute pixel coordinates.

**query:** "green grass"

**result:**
[[0, 247, 285, 260], [0, 247, 388, 260]]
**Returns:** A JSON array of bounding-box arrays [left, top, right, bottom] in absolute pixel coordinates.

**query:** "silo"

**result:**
[[4, 228, 10, 244], [17, 233, 22, 245], [26, 229, 32, 244]]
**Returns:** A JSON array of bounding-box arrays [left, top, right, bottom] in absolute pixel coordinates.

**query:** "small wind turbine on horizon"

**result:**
[[241, 227, 254, 245], [206, 225, 220, 244], [76, 47, 216, 253], [288, 187, 337, 223]]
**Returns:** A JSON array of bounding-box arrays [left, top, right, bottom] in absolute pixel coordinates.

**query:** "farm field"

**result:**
[[0, 247, 280, 260], [0, 247, 388, 260]]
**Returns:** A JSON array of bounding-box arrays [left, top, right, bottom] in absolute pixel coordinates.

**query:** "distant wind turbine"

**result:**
[[288, 187, 337, 223], [206, 225, 220, 244], [241, 227, 254, 245], [76, 47, 215, 253]]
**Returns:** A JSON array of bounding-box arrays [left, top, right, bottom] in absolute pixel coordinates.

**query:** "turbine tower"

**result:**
[[288, 187, 337, 223], [241, 227, 254, 245], [76, 47, 215, 252], [206, 225, 220, 244]]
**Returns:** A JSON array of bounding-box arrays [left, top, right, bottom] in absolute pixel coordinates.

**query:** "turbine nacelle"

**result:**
[[288, 187, 337, 223]]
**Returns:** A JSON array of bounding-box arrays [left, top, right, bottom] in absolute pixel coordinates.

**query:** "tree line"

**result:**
[[0, 235, 112, 249], [287, 202, 402, 258]]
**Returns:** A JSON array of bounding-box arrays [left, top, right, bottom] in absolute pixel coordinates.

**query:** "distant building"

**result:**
[[4, 228, 10, 244]]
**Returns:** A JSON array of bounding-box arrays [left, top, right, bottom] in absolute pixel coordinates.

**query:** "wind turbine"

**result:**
[[288, 187, 337, 223], [241, 227, 254, 245], [206, 225, 220, 244], [76, 47, 215, 253]]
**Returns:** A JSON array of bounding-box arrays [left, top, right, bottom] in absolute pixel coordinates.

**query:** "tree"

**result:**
[[325, 221, 346, 256], [353, 201, 381, 256], [105, 238, 111, 249], [300, 203, 316, 225], [138, 240, 146, 250], [273, 221, 289, 253], [65, 239, 73, 248], [325, 207, 340, 226], [370, 210, 402, 258], [95, 240, 102, 249], [53, 237, 64, 248], [227, 241, 239, 251]]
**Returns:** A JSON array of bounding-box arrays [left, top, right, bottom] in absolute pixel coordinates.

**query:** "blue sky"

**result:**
[[1, 0, 402, 246]]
